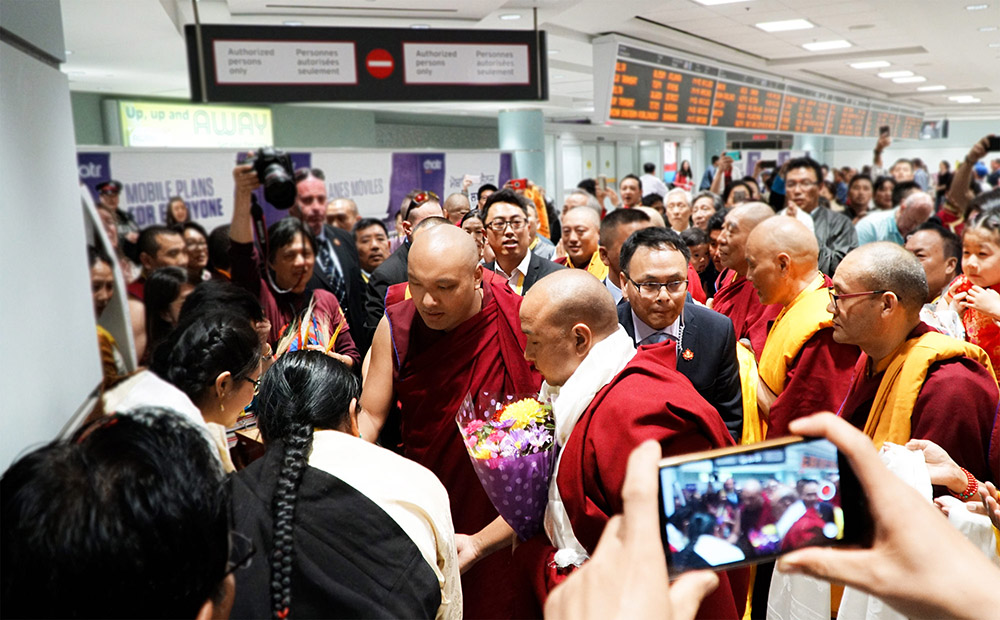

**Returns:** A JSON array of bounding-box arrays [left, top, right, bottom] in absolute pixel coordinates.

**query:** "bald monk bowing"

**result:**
[[745, 217, 860, 437], [360, 225, 541, 618], [831, 243, 999, 483], [516, 270, 746, 619], [712, 202, 781, 360]]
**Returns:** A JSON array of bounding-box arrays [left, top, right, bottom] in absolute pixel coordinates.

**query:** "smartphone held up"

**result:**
[[658, 436, 871, 575]]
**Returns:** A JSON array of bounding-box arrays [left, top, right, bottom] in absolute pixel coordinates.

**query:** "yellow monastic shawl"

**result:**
[[737, 341, 767, 444], [566, 250, 610, 281], [862, 331, 996, 449], [758, 273, 830, 396]]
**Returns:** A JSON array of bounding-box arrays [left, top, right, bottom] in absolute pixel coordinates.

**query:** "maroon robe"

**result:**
[[712, 269, 781, 361], [516, 343, 748, 619], [766, 327, 860, 439], [387, 276, 542, 619], [126, 276, 146, 301], [839, 322, 1000, 483]]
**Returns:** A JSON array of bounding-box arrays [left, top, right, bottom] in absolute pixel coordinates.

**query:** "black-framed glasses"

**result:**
[[246, 376, 260, 396], [486, 217, 527, 233], [828, 288, 888, 311], [226, 530, 255, 575], [625, 274, 688, 296]]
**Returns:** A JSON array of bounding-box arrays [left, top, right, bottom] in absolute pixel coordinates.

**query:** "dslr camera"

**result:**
[[244, 147, 296, 209]]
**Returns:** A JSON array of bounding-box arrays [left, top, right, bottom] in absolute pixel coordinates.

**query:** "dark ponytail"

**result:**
[[255, 351, 360, 619]]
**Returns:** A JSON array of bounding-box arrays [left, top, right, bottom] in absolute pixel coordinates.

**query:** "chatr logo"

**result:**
[[79, 162, 103, 178], [423, 159, 442, 172]]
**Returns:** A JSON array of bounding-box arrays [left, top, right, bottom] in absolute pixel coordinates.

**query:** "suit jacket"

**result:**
[[364, 241, 410, 336], [485, 252, 565, 296], [308, 224, 369, 354], [617, 299, 743, 441]]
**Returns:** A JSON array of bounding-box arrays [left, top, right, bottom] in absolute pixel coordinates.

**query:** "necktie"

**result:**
[[318, 240, 347, 304], [639, 332, 672, 346]]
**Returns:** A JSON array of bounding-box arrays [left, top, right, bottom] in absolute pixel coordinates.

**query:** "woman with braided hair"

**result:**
[[230, 350, 461, 620], [101, 310, 262, 472]]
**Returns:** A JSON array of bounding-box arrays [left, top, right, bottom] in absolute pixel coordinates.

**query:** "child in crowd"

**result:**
[[682, 227, 718, 299]]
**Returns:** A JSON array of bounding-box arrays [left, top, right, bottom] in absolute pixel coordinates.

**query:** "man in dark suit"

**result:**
[[481, 188, 563, 295], [290, 168, 369, 353], [363, 191, 446, 336], [616, 227, 742, 441]]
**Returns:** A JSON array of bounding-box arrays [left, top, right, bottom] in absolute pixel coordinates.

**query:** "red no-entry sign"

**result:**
[[365, 49, 394, 79]]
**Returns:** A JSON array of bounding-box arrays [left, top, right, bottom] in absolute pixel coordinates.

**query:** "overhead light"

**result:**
[[917, 85, 947, 91], [966, 4, 989, 9], [949, 95, 980, 102], [692, 0, 753, 5], [283, 20, 303, 26], [989, 42, 1000, 47], [877, 70, 913, 78], [802, 39, 852, 51], [893, 76, 926, 83], [849, 60, 890, 69], [547, 49, 560, 55], [980, 26, 999, 31], [410, 23, 430, 29], [499, 14, 522, 20], [64, 49, 73, 55], [756, 19, 815, 32]]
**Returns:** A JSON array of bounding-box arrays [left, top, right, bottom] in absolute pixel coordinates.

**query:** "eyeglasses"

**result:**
[[245, 376, 260, 396], [226, 530, 255, 575], [625, 274, 688, 296], [486, 217, 527, 233], [828, 288, 888, 311], [785, 180, 818, 190]]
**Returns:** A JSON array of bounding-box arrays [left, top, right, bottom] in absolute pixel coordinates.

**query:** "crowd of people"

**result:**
[[4, 132, 1000, 619]]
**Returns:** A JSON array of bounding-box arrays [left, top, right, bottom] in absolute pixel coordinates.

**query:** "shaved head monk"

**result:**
[[515, 271, 746, 619], [745, 217, 860, 437], [556, 206, 607, 279], [712, 202, 780, 361], [360, 224, 541, 617], [832, 243, 998, 482]]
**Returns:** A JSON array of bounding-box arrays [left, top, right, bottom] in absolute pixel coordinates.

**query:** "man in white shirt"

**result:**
[[482, 188, 563, 295], [640, 162, 668, 198]]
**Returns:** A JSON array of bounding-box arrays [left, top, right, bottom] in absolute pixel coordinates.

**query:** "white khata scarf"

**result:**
[[540, 326, 637, 568]]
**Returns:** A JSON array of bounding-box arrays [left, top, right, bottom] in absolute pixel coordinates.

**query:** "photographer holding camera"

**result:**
[[229, 160, 360, 368]]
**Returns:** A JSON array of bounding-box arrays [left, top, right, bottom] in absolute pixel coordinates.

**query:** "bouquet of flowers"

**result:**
[[456, 391, 555, 540]]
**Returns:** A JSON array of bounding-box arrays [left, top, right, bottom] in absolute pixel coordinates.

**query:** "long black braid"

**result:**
[[255, 350, 360, 620]]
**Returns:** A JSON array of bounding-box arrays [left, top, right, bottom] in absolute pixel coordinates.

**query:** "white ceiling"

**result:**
[[59, 0, 1000, 122]]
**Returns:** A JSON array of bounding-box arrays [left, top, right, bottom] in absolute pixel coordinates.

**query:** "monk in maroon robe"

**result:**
[[831, 243, 1000, 483], [511, 270, 748, 619], [745, 217, 860, 438], [712, 202, 781, 361], [361, 225, 541, 618]]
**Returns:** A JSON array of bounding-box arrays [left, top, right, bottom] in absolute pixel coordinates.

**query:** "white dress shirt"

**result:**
[[493, 251, 533, 294]]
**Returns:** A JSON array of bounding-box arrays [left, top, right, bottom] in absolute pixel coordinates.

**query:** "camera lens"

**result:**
[[262, 163, 296, 209]]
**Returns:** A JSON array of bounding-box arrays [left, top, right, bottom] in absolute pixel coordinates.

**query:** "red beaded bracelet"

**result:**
[[950, 467, 979, 501]]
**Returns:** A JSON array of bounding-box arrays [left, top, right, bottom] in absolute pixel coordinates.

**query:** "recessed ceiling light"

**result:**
[[980, 26, 999, 31], [877, 70, 914, 78], [410, 23, 430, 29], [917, 85, 947, 91], [802, 40, 852, 51], [989, 42, 1000, 47], [499, 14, 522, 20], [283, 20, 303, 26], [949, 95, 980, 102], [692, 0, 752, 5], [849, 60, 890, 69], [893, 76, 926, 83], [756, 19, 815, 32], [967, 4, 989, 10]]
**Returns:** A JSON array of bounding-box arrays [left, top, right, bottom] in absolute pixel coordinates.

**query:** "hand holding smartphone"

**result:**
[[658, 436, 870, 575]]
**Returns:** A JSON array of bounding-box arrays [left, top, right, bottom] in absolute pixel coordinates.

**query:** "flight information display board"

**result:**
[[710, 70, 783, 130], [598, 40, 924, 138]]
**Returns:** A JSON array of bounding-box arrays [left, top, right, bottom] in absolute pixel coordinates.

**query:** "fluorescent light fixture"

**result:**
[[692, 0, 753, 4], [547, 49, 560, 55], [877, 70, 913, 78], [756, 19, 815, 32], [410, 23, 430, 29], [849, 60, 890, 69], [917, 85, 947, 91], [949, 95, 980, 102], [989, 42, 1000, 47], [980, 26, 999, 31], [802, 39, 852, 51], [499, 13, 522, 20], [64, 49, 73, 55], [893, 76, 927, 83], [283, 20, 303, 25], [966, 4, 989, 10]]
